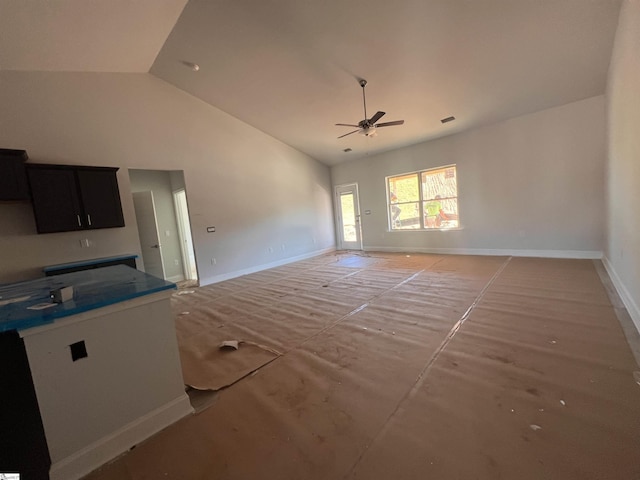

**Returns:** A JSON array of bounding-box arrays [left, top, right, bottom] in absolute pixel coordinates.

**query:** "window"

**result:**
[[387, 165, 459, 230]]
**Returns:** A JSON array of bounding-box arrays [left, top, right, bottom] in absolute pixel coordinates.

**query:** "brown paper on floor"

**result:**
[[347, 257, 640, 480], [85, 253, 640, 480], [179, 331, 280, 390], [172, 253, 394, 391]]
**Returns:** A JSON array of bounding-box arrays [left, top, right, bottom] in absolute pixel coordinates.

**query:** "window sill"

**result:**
[[387, 227, 464, 233]]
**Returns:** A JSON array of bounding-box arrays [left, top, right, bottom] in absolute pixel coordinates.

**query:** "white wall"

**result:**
[[0, 71, 335, 284], [605, 0, 640, 328], [331, 96, 606, 258]]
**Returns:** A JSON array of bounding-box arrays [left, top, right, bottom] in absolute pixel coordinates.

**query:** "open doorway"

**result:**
[[129, 169, 198, 285]]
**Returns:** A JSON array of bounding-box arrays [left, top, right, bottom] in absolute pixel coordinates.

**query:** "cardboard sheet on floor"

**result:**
[[179, 331, 280, 390]]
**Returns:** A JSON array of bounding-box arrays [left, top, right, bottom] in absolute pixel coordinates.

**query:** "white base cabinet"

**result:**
[[19, 291, 193, 480]]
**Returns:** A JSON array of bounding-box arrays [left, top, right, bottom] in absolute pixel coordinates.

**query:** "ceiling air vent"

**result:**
[[441, 116, 455, 124]]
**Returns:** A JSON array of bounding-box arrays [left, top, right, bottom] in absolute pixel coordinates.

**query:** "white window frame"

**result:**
[[386, 164, 460, 231]]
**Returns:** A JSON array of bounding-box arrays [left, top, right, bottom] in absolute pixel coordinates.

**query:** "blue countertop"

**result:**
[[0, 265, 176, 333], [43, 254, 138, 273]]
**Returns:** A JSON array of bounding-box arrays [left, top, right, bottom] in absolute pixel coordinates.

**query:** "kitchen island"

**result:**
[[0, 265, 193, 480]]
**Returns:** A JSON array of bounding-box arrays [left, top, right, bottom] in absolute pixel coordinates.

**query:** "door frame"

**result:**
[[334, 182, 363, 251], [173, 188, 198, 282]]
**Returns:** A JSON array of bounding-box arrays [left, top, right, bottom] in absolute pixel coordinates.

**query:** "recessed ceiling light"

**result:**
[[182, 61, 200, 72], [441, 116, 455, 124]]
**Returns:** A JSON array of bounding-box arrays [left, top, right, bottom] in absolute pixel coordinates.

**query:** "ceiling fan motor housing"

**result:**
[[335, 79, 404, 139]]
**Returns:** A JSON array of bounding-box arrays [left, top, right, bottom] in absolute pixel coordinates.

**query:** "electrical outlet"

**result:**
[[211, 258, 217, 265], [174, 259, 179, 266], [268, 247, 273, 253], [281, 244, 286, 251]]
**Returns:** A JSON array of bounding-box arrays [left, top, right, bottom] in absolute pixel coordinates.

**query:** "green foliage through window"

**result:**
[[387, 165, 459, 230]]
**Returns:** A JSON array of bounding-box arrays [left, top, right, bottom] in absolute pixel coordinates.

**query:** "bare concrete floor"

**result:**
[[84, 252, 640, 480]]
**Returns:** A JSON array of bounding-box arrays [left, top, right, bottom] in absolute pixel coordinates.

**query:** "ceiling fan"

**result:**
[[336, 79, 405, 139]]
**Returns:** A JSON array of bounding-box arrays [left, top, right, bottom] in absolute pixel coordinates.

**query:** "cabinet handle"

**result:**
[[87, 214, 92, 226], [77, 214, 82, 227]]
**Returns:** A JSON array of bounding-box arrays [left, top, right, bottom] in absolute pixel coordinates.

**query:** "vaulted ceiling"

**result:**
[[0, 0, 622, 165]]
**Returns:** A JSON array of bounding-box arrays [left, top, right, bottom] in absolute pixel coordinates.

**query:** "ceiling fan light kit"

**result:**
[[336, 79, 405, 139]]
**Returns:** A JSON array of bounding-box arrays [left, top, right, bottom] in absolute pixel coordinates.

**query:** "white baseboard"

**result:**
[[167, 274, 186, 283], [200, 246, 602, 286], [602, 256, 640, 334], [49, 394, 193, 480], [362, 246, 603, 260], [199, 247, 336, 286]]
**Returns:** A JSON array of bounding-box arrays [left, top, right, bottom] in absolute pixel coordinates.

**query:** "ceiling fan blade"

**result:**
[[335, 123, 359, 127], [375, 120, 405, 127], [369, 111, 386, 124], [337, 129, 360, 139]]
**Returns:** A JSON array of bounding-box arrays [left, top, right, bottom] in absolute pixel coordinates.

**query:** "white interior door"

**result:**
[[132, 191, 166, 279], [335, 183, 362, 250]]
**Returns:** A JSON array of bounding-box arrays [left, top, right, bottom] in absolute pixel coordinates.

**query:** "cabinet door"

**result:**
[[76, 168, 125, 229], [27, 166, 84, 233], [0, 156, 29, 201], [0, 331, 51, 478]]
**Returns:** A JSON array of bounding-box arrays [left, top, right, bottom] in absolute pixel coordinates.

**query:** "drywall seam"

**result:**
[[603, 255, 640, 334], [364, 246, 602, 259]]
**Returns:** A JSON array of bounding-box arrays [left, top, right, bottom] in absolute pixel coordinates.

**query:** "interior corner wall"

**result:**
[[0, 71, 335, 285], [331, 95, 606, 258], [605, 0, 640, 328]]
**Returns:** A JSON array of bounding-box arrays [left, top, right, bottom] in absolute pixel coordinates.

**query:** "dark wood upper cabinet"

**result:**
[[27, 166, 84, 233], [0, 149, 29, 201], [76, 168, 125, 229], [26, 164, 125, 234]]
